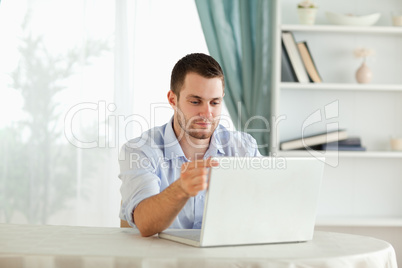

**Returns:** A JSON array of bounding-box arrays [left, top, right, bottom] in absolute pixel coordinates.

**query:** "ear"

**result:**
[[167, 90, 177, 109]]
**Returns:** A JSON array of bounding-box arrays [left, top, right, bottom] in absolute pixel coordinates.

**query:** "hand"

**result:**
[[178, 158, 219, 197]]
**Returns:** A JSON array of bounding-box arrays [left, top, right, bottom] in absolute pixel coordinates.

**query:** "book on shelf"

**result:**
[[321, 144, 367, 151], [297, 41, 322, 83], [280, 129, 348, 151], [332, 137, 362, 146], [281, 31, 309, 83], [319, 137, 366, 151], [281, 42, 297, 82]]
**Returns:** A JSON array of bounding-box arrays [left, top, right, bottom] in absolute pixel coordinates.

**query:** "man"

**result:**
[[119, 53, 260, 237]]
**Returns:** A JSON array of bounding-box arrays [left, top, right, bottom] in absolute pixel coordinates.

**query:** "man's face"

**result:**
[[171, 72, 224, 140]]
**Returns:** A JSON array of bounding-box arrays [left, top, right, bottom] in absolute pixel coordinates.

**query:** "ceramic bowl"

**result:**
[[325, 12, 381, 26]]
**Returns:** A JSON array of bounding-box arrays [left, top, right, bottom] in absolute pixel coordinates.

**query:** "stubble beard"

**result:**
[[176, 105, 218, 140]]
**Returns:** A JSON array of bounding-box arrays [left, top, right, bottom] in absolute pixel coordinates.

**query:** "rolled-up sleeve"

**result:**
[[118, 144, 161, 228]]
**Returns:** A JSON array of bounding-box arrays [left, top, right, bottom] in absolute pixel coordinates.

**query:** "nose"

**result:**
[[199, 103, 212, 118]]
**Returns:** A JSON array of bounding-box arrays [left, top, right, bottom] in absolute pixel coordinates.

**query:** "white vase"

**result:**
[[355, 61, 372, 84], [297, 8, 318, 25]]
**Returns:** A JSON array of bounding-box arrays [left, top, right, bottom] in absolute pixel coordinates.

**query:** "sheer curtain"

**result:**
[[0, 0, 233, 227], [123, 0, 235, 136], [0, 0, 119, 227]]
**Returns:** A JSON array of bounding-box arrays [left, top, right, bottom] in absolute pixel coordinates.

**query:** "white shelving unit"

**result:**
[[277, 150, 402, 159], [282, 24, 402, 35], [281, 82, 402, 92], [316, 217, 402, 227], [271, 0, 402, 230]]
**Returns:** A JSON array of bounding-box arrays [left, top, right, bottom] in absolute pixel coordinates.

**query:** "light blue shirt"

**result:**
[[119, 117, 261, 229]]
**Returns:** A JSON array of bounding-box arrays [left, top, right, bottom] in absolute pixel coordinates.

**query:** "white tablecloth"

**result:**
[[0, 224, 398, 268]]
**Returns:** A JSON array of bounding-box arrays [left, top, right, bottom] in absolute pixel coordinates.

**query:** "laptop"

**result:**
[[158, 157, 324, 247]]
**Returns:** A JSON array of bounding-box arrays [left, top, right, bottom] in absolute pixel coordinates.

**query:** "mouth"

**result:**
[[194, 122, 211, 128]]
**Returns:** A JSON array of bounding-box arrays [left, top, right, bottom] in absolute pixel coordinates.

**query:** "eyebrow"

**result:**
[[186, 94, 223, 101]]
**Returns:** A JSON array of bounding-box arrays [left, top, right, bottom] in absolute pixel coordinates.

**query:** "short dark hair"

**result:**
[[170, 53, 224, 99]]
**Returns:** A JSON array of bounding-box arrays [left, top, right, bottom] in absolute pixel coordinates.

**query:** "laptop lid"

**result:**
[[198, 157, 324, 247]]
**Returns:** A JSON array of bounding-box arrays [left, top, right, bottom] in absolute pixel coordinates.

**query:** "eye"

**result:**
[[190, 101, 200, 105], [211, 101, 221, 106]]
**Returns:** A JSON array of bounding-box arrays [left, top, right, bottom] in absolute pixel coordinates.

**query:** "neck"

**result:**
[[179, 133, 210, 161]]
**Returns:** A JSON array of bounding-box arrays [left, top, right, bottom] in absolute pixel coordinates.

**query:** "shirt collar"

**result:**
[[163, 117, 186, 160], [204, 125, 226, 158]]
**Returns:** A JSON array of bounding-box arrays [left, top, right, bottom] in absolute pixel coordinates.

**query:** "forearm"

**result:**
[[133, 179, 189, 237]]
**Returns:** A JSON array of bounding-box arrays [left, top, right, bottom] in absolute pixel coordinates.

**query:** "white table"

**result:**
[[0, 224, 398, 268]]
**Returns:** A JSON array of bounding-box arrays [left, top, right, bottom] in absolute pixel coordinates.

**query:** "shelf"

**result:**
[[316, 217, 402, 227], [280, 82, 402, 92], [275, 1, 402, 238], [281, 24, 402, 35], [276, 150, 402, 159]]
